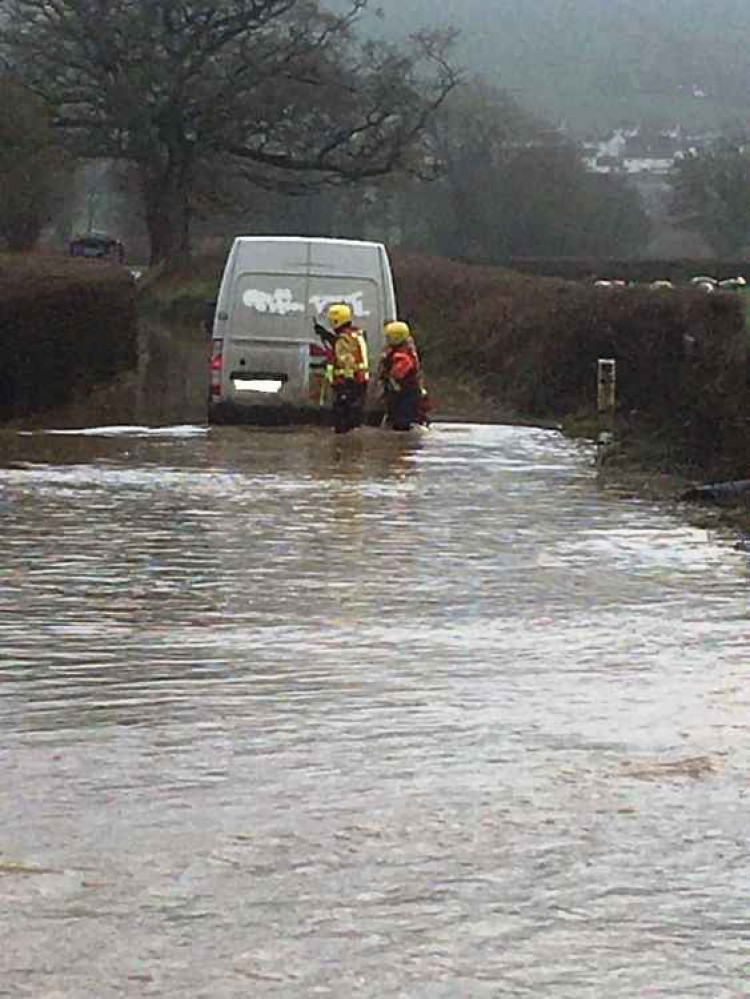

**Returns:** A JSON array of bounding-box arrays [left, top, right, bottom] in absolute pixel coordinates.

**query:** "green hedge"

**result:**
[[393, 251, 748, 475], [0, 255, 137, 420]]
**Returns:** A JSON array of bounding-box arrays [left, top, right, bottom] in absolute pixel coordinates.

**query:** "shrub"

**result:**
[[393, 250, 748, 475], [0, 255, 137, 420]]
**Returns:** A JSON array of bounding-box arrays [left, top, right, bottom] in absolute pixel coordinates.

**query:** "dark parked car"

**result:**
[[69, 232, 125, 263]]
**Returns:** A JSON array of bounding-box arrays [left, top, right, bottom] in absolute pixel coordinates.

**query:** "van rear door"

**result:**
[[308, 240, 392, 361], [224, 273, 310, 406]]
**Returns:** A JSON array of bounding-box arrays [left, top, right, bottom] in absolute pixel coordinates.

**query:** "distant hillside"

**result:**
[[368, 0, 750, 134]]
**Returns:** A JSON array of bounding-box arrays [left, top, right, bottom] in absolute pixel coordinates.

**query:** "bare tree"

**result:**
[[421, 80, 543, 259], [669, 138, 750, 257], [0, 74, 69, 251], [1, 0, 457, 264], [385, 79, 651, 261]]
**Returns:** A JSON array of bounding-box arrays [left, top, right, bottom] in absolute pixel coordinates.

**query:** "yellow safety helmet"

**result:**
[[327, 302, 353, 330], [384, 320, 411, 344]]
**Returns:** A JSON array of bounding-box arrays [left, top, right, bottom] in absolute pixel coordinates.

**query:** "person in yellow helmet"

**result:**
[[324, 302, 370, 434], [378, 320, 430, 430]]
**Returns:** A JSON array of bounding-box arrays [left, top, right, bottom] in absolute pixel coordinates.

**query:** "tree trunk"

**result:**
[[141, 159, 192, 267]]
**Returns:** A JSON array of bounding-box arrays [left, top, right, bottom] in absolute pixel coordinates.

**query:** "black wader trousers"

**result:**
[[333, 380, 366, 434], [385, 385, 420, 431]]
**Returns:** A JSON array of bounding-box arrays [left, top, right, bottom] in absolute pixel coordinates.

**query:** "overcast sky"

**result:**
[[370, 0, 750, 133]]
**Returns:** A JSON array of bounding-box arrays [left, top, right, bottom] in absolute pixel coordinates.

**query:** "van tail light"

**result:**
[[309, 343, 328, 358], [210, 338, 223, 397]]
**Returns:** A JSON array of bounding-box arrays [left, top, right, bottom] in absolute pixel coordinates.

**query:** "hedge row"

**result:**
[[393, 252, 748, 475], [0, 255, 137, 421]]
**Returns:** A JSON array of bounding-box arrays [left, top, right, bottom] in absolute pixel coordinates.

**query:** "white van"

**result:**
[[208, 236, 397, 423]]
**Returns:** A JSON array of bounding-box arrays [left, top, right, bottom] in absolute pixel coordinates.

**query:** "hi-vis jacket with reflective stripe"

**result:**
[[331, 326, 369, 385]]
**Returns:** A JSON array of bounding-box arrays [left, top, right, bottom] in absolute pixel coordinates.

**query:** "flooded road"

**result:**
[[1, 413, 749, 997]]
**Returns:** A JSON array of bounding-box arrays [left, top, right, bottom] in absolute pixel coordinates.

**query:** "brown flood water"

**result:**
[[0, 323, 748, 997]]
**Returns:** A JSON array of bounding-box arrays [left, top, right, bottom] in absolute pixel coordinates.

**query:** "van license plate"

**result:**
[[233, 378, 284, 394]]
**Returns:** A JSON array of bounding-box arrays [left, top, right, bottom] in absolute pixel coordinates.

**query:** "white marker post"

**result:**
[[596, 358, 616, 466]]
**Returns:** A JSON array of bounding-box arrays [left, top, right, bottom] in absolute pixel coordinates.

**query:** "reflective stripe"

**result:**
[[358, 335, 369, 373]]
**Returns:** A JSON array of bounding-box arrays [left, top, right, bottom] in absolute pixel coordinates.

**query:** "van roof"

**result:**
[[226, 235, 393, 283], [231, 236, 387, 249]]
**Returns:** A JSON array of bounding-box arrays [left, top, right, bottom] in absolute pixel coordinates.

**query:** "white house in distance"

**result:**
[[582, 126, 686, 177]]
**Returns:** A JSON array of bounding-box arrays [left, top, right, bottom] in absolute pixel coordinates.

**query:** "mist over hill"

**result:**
[[369, 0, 750, 134]]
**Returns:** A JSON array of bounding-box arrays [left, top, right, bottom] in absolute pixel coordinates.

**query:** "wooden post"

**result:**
[[597, 358, 616, 417], [596, 358, 616, 466]]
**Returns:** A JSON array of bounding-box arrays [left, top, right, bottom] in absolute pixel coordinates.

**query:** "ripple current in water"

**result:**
[[0, 422, 748, 997]]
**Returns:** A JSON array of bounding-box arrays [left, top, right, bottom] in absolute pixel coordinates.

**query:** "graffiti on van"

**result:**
[[308, 292, 370, 317], [242, 288, 305, 315], [242, 288, 371, 317]]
